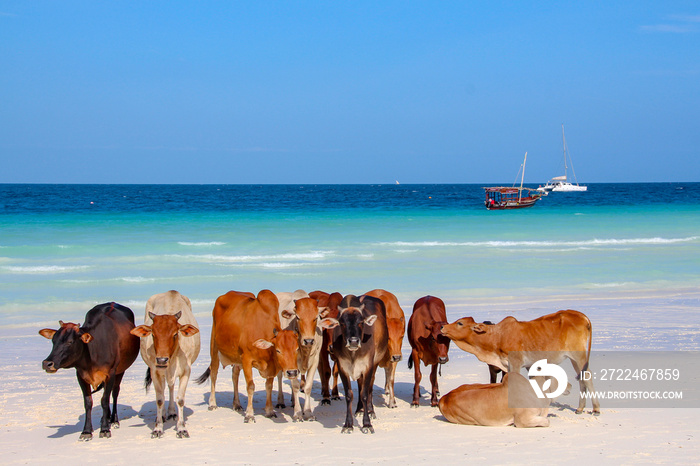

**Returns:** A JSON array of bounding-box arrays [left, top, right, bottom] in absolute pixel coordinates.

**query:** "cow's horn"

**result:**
[[148, 311, 156, 320], [174, 311, 182, 320]]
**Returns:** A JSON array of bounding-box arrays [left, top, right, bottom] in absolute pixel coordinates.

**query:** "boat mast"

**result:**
[[519, 152, 527, 203], [562, 124, 568, 182]]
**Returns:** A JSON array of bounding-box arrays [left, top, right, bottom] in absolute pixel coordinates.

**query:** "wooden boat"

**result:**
[[484, 186, 544, 210], [483, 152, 546, 210]]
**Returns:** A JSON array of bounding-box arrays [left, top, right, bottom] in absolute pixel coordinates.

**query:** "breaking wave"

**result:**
[[376, 236, 698, 249]]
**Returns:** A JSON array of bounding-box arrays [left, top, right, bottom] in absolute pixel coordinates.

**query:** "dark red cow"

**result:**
[[309, 290, 343, 404], [39, 302, 140, 440], [407, 296, 451, 407]]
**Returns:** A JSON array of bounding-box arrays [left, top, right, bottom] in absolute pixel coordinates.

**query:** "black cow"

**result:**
[[320, 294, 389, 434], [39, 302, 140, 440]]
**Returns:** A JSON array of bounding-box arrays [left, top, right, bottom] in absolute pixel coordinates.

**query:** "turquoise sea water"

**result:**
[[1, 183, 699, 330]]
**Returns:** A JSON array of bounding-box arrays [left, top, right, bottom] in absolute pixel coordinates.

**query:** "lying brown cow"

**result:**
[[364, 289, 406, 408], [441, 309, 600, 415], [438, 372, 550, 427], [196, 290, 300, 423]]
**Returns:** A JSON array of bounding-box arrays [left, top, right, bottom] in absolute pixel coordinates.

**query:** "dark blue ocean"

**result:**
[[1, 183, 699, 338]]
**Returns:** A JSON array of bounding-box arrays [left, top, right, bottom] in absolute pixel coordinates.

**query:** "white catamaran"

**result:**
[[538, 125, 587, 193]]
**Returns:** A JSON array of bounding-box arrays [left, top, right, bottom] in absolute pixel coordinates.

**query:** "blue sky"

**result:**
[[1, 1, 699, 184]]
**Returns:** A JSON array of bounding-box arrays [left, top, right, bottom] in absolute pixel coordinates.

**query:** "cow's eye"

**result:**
[[276, 349, 282, 354], [457, 321, 463, 326]]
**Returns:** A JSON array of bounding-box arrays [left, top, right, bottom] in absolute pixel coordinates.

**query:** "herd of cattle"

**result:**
[[39, 289, 600, 440]]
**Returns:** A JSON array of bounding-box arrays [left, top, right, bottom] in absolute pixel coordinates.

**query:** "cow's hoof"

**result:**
[[360, 425, 375, 434], [167, 414, 177, 420], [410, 403, 419, 409], [79, 433, 93, 441], [593, 410, 601, 416], [431, 402, 439, 408], [176, 430, 190, 439], [275, 403, 286, 409], [292, 414, 303, 422], [575, 409, 583, 415], [331, 395, 341, 401], [99, 431, 111, 439], [151, 430, 163, 439], [304, 413, 317, 421], [321, 399, 331, 405], [111, 421, 120, 429], [387, 401, 397, 409], [208, 405, 217, 411], [264, 412, 278, 419], [341, 426, 353, 434], [244, 415, 255, 423], [234, 405, 244, 413]]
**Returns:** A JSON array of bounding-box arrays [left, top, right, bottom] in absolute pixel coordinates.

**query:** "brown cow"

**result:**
[[309, 290, 343, 404], [438, 372, 550, 427], [407, 296, 451, 407], [441, 309, 600, 415], [364, 289, 405, 408], [195, 290, 301, 423]]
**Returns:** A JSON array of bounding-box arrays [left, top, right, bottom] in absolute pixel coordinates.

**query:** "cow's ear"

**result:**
[[318, 307, 330, 318], [130, 325, 152, 338], [281, 309, 295, 320], [80, 332, 94, 344], [364, 315, 378, 326], [319, 317, 339, 329], [472, 323, 487, 334], [39, 328, 56, 339], [179, 324, 199, 337], [253, 339, 274, 350], [148, 311, 156, 320]]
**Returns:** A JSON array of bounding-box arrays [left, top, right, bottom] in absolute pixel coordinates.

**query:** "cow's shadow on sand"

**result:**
[[47, 404, 139, 439]]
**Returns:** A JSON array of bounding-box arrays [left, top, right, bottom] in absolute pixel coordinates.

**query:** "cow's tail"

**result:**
[[90, 383, 104, 395], [407, 356, 413, 370], [195, 366, 211, 385], [144, 367, 152, 392], [584, 317, 593, 373]]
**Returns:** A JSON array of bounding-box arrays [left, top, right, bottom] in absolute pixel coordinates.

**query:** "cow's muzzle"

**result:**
[[438, 356, 449, 364], [346, 337, 361, 351], [285, 369, 299, 379], [42, 360, 58, 373], [155, 357, 169, 368], [302, 338, 315, 347], [391, 355, 402, 362]]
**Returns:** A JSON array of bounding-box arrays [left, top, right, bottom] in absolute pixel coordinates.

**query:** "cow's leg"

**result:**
[[290, 376, 302, 421], [385, 362, 397, 408], [99, 374, 116, 438], [429, 363, 440, 407], [319, 349, 332, 404], [331, 361, 340, 399], [242, 361, 257, 423], [175, 368, 191, 438], [570, 357, 600, 415], [339, 369, 354, 433], [355, 374, 365, 415], [302, 360, 319, 420], [488, 364, 500, 384], [232, 364, 243, 412], [514, 408, 550, 428], [77, 376, 94, 441], [263, 376, 278, 419], [166, 375, 177, 420], [360, 367, 375, 434], [207, 353, 220, 411], [151, 368, 167, 438], [276, 371, 286, 408], [110, 372, 124, 428], [410, 350, 422, 407]]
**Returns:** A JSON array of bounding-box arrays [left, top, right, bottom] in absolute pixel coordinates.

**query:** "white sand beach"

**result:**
[[2, 290, 699, 465]]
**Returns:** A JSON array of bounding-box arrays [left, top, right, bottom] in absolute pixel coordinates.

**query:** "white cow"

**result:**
[[276, 290, 324, 421], [131, 290, 200, 438]]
